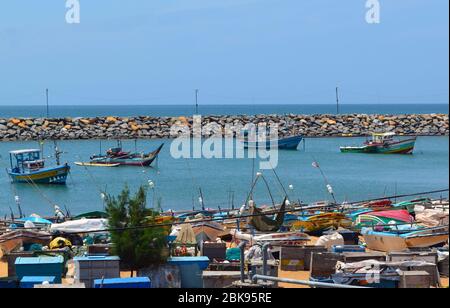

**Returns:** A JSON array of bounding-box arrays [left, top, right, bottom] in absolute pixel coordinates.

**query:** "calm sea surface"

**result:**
[[0, 136, 448, 217], [0, 104, 448, 118]]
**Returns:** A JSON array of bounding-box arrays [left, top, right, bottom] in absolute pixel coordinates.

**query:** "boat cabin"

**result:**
[[370, 132, 395, 144], [9, 149, 45, 173]]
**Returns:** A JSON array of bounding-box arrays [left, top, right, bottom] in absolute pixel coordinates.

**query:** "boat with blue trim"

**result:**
[[240, 131, 303, 150], [7, 148, 70, 185]]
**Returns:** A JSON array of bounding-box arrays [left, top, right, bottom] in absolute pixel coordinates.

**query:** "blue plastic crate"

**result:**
[[20, 276, 55, 288], [15, 256, 64, 283], [331, 245, 366, 253], [94, 277, 151, 288]]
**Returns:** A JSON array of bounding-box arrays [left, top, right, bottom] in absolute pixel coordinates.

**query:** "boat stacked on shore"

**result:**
[[0, 192, 447, 288]]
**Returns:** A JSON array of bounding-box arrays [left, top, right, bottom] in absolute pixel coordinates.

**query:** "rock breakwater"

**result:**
[[0, 114, 448, 141]]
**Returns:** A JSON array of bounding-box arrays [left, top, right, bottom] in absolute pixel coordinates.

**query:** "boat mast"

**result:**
[[335, 86, 340, 114], [199, 187, 205, 210], [195, 89, 199, 114], [46, 88, 49, 118], [53, 141, 63, 165]]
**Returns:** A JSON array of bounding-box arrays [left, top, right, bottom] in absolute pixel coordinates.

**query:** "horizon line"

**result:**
[[0, 102, 449, 107]]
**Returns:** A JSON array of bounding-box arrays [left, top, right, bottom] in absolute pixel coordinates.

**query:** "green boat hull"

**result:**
[[341, 138, 416, 154]]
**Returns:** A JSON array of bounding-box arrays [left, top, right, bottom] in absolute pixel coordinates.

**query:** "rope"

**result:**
[[24, 176, 57, 208], [75, 155, 106, 195]]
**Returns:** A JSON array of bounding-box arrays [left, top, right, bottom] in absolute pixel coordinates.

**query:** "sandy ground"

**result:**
[[278, 270, 312, 288]]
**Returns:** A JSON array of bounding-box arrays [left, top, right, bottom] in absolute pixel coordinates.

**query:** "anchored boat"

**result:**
[[240, 130, 303, 150], [340, 132, 417, 154], [86, 142, 164, 167], [7, 148, 70, 185]]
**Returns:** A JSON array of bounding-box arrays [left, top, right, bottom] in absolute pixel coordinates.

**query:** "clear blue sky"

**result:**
[[0, 0, 448, 105]]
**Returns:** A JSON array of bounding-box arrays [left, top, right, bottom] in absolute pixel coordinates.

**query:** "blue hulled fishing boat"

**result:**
[[240, 131, 303, 150], [7, 148, 70, 185]]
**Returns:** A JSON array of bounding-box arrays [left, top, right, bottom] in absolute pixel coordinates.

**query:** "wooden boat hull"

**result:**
[[340, 138, 416, 154], [7, 164, 70, 185], [363, 233, 409, 252], [363, 228, 449, 252], [0, 231, 52, 254], [405, 234, 449, 248], [75, 162, 120, 167], [91, 143, 164, 167], [292, 213, 352, 233]]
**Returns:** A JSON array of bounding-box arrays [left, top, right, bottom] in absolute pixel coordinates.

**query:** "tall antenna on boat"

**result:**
[[12, 186, 24, 218], [335, 86, 340, 114], [227, 188, 235, 210], [53, 140, 61, 165], [8, 206, 15, 221], [195, 89, 199, 114], [231, 191, 235, 210], [199, 187, 205, 210], [250, 157, 255, 200], [46, 88, 49, 118]]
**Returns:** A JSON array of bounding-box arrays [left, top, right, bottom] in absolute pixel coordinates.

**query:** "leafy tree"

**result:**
[[105, 185, 169, 275]]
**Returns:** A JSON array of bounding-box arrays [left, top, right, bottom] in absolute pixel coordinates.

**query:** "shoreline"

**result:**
[[1, 113, 448, 141]]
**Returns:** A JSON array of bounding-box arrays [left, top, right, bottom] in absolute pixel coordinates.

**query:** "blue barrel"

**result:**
[[94, 277, 151, 288], [168, 257, 210, 288]]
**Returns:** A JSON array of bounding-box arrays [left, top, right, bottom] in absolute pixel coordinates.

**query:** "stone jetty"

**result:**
[[0, 114, 448, 141]]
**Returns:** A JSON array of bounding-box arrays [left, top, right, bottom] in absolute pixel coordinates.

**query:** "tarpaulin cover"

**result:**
[[50, 218, 108, 233], [368, 210, 413, 223]]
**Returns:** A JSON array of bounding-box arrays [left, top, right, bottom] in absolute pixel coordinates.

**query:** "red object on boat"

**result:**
[[368, 210, 414, 223], [368, 199, 392, 208]]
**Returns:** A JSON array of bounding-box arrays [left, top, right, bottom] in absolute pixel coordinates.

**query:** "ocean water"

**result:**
[[0, 104, 448, 118], [0, 136, 448, 217]]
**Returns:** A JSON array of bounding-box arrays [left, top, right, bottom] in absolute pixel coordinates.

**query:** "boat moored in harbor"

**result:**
[[85, 141, 164, 167], [340, 132, 417, 154], [6, 148, 70, 185], [239, 130, 303, 150]]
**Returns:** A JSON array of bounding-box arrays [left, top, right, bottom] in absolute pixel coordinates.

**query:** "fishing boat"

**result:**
[[232, 229, 310, 246], [87, 142, 164, 167], [353, 209, 414, 229], [291, 212, 352, 234], [74, 162, 120, 167], [0, 230, 52, 254], [362, 225, 449, 252], [340, 133, 417, 154], [191, 221, 225, 243], [239, 130, 303, 150], [7, 148, 70, 185]]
